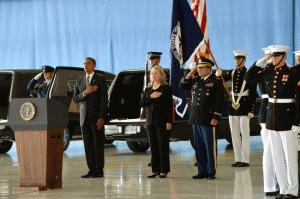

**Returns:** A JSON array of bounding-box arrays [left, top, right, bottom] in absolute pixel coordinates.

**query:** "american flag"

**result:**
[[191, 0, 211, 60]]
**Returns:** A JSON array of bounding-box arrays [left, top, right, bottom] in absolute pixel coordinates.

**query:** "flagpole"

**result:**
[[204, 40, 233, 101]]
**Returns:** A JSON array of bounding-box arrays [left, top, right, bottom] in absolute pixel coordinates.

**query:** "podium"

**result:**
[[8, 98, 68, 190]]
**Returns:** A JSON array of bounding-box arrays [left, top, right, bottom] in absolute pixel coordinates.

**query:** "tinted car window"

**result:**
[[0, 73, 12, 108]]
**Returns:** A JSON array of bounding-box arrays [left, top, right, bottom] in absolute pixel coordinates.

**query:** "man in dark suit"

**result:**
[[27, 65, 54, 98], [73, 57, 108, 178]]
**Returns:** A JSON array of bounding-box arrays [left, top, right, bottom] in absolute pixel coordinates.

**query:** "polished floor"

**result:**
[[0, 136, 271, 198]]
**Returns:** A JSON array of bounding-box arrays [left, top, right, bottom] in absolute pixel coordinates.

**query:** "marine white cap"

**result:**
[[268, 45, 290, 55], [233, 50, 248, 58], [262, 47, 271, 55], [293, 50, 300, 56]]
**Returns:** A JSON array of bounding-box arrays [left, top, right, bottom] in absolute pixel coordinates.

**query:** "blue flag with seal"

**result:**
[[170, 0, 205, 119]]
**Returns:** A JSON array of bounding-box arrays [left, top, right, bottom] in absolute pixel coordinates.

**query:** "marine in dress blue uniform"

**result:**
[[222, 50, 257, 167], [245, 45, 300, 199], [180, 58, 224, 179], [27, 65, 54, 98], [245, 47, 279, 196]]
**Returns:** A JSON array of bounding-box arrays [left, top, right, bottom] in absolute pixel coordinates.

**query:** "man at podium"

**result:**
[[73, 57, 108, 178]]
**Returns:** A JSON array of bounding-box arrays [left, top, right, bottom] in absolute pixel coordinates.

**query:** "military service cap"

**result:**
[[197, 57, 214, 68], [148, 52, 162, 60], [233, 50, 248, 59], [268, 45, 290, 56], [42, 65, 54, 73], [293, 50, 300, 57]]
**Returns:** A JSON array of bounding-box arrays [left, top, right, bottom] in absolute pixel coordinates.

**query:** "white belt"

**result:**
[[232, 90, 249, 97], [261, 94, 268, 99], [269, 98, 295, 103]]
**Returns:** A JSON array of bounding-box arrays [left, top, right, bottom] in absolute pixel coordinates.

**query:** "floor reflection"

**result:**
[[234, 168, 253, 199], [0, 136, 264, 198]]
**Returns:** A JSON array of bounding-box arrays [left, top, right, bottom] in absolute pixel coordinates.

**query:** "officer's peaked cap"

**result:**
[[148, 52, 162, 59], [233, 50, 248, 58], [197, 57, 214, 68], [268, 45, 290, 56], [42, 65, 54, 73], [293, 50, 300, 57]]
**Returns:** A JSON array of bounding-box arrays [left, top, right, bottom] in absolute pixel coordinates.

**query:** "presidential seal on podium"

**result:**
[[20, 102, 36, 121]]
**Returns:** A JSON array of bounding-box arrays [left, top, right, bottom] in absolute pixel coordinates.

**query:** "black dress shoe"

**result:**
[[237, 162, 250, 167], [147, 162, 152, 166], [192, 173, 208, 179], [207, 174, 216, 179], [81, 170, 95, 178], [265, 191, 279, 196], [147, 173, 159, 178], [91, 171, 104, 178], [159, 173, 168, 178], [275, 194, 285, 199], [231, 162, 241, 167], [282, 194, 298, 199]]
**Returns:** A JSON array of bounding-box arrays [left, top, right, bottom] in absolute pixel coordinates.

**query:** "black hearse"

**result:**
[[0, 69, 41, 153], [0, 68, 115, 153], [104, 68, 261, 152]]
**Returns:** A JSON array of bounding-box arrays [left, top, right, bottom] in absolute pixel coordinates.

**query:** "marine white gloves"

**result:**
[[256, 55, 270, 67], [215, 68, 222, 77], [34, 72, 43, 80], [292, 125, 300, 133], [247, 112, 254, 119]]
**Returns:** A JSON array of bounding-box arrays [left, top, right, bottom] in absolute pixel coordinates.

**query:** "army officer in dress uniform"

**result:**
[[220, 50, 257, 168], [244, 47, 279, 197], [244, 45, 300, 199], [27, 65, 54, 98], [180, 58, 224, 179]]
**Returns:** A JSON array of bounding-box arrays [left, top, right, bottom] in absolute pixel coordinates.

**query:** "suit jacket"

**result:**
[[73, 73, 108, 126], [140, 84, 173, 126], [180, 73, 224, 125], [27, 78, 50, 98]]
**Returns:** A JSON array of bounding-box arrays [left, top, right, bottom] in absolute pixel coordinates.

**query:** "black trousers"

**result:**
[[81, 119, 105, 172], [147, 124, 170, 173]]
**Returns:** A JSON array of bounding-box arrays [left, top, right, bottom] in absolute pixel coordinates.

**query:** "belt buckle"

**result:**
[[274, 98, 278, 103]]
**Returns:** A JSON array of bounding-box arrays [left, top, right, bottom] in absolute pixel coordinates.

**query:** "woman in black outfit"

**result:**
[[140, 66, 173, 178]]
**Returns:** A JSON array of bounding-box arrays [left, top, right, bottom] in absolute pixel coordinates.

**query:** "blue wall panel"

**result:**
[[0, 0, 298, 73]]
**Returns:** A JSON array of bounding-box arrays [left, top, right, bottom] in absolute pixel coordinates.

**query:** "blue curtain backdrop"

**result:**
[[0, 0, 299, 73]]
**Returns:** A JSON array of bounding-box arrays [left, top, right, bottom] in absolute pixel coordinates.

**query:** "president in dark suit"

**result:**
[[73, 57, 108, 178]]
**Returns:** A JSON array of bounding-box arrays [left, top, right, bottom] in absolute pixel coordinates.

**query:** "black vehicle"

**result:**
[[0, 67, 115, 154], [0, 69, 41, 153], [105, 68, 262, 152]]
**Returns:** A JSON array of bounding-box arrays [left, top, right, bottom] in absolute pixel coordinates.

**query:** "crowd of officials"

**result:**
[[27, 45, 300, 199]]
